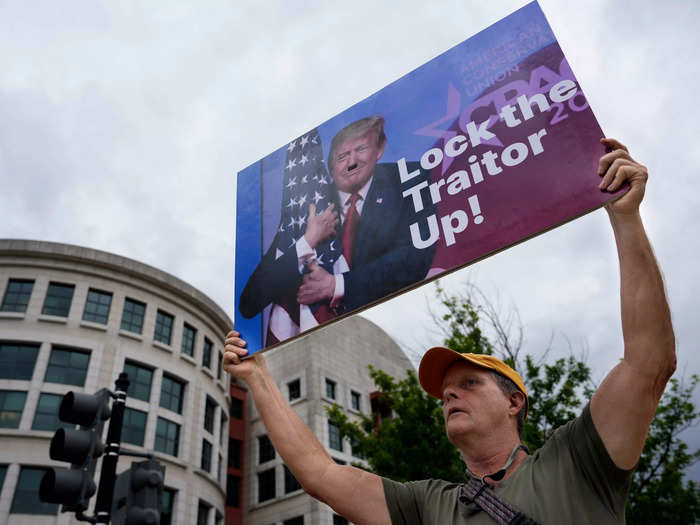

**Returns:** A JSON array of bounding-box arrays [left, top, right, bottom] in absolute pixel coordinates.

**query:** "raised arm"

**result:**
[[590, 138, 676, 470], [223, 332, 391, 524]]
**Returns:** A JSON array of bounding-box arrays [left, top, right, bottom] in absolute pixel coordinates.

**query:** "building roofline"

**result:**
[[0, 238, 232, 333]]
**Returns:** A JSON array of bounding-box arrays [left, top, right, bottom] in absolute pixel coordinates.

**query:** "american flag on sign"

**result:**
[[266, 129, 342, 344]]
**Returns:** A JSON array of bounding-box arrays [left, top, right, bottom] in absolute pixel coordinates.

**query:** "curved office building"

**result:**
[[0, 239, 232, 525]]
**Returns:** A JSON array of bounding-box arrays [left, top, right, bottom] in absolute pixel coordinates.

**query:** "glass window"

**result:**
[[122, 361, 153, 403], [220, 412, 227, 445], [325, 378, 336, 400], [120, 298, 146, 334], [284, 517, 304, 525], [0, 342, 40, 380], [154, 310, 174, 345], [351, 391, 361, 411], [0, 390, 27, 428], [258, 434, 275, 464], [202, 337, 213, 368], [204, 397, 216, 434], [42, 282, 75, 317], [228, 438, 241, 469], [197, 500, 211, 525], [288, 379, 301, 401], [258, 468, 276, 502], [351, 436, 364, 459], [328, 422, 343, 452], [0, 465, 7, 492], [284, 465, 301, 493], [44, 347, 90, 386], [217, 351, 223, 380], [181, 323, 196, 357], [1, 279, 34, 313], [333, 515, 349, 525], [122, 407, 147, 446], [82, 288, 112, 324], [155, 417, 180, 457], [226, 475, 240, 507], [230, 397, 243, 419], [32, 393, 72, 432], [161, 488, 176, 525], [201, 439, 212, 472], [159, 375, 185, 414], [11, 466, 58, 515]]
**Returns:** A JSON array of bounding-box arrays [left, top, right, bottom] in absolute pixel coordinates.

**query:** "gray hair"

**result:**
[[490, 372, 527, 437], [328, 116, 386, 172]]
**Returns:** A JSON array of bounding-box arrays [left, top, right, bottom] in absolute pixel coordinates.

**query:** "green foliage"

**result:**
[[626, 376, 700, 524], [327, 366, 464, 483]]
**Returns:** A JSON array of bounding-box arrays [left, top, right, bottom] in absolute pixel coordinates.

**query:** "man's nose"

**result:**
[[442, 386, 458, 404], [347, 151, 358, 170]]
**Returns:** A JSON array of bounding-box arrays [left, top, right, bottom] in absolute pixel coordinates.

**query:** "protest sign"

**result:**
[[235, 0, 622, 354]]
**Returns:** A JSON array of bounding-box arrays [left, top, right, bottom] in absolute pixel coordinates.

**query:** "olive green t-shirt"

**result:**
[[383, 404, 633, 524]]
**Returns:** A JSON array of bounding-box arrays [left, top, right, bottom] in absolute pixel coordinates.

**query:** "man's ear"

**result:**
[[376, 139, 386, 160], [509, 390, 526, 415]]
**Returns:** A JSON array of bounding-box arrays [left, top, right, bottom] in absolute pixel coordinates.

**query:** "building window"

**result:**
[[228, 438, 241, 469], [351, 390, 361, 411], [154, 310, 174, 345], [159, 374, 185, 414], [120, 298, 146, 334], [230, 397, 243, 419], [42, 282, 75, 317], [288, 379, 301, 401], [204, 396, 216, 434], [1, 279, 34, 313], [161, 488, 176, 525], [217, 351, 223, 380], [122, 407, 147, 446], [284, 517, 304, 525], [202, 337, 213, 368], [325, 378, 337, 400], [0, 465, 7, 492], [351, 436, 365, 459], [258, 468, 276, 502], [155, 417, 180, 457], [181, 323, 196, 357], [32, 393, 71, 432], [284, 465, 301, 493], [220, 413, 227, 445], [82, 288, 112, 324], [333, 515, 349, 525], [0, 342, 39, 380], [122, 361, 153, 402], [328, 421, 343, 452], [197, 500, 211, 525], [44, 346, 90, 386], [0, 390, 27, 428], [218, 452, 223, 482], [201, 439, 212, 472], [258, 434, 276, 464], [226, 474, 240, 507], [11, 466, 58, 515]]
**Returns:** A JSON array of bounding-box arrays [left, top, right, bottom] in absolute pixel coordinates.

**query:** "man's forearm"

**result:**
[[608, 209, 676, 386], [245, 362, 335, 494]]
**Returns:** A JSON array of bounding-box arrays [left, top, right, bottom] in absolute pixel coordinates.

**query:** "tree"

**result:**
[[328, 282, 700, 523]]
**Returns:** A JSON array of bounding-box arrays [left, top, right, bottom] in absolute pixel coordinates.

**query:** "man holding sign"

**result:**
[[225, 139, 675, 524]]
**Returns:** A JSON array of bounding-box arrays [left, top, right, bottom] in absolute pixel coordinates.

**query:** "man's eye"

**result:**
[[337, 153, 348, 161], [356, 145, 368, 152]]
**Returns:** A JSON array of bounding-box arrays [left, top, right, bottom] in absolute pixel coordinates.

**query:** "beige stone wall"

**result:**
[[0, 240, 233, 525]]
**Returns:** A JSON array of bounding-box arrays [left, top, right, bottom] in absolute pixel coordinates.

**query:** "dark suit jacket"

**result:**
[[239, 162, 435, 319]]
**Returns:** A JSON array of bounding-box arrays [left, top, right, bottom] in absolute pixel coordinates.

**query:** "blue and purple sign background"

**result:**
[[235, 1, 619, 354]]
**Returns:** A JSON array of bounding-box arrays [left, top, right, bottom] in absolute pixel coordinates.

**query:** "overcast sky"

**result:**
[[2, 0, 699, 478]]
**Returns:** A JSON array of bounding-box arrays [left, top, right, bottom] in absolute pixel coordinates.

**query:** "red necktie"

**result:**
[[341, 193, 361, 268]]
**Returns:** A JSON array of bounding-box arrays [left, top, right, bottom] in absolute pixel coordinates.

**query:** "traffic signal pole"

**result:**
[[94, 372, 129, 524]]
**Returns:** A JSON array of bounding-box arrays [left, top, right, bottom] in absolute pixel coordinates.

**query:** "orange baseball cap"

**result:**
[[418, 347, 528, 411]]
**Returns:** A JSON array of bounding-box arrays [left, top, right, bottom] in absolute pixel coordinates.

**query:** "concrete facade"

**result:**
[[0, 240, 232, 525], [242, 316, 413, 525]]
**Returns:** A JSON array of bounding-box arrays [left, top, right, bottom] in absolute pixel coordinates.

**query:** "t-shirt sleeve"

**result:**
[[381, 477, 426, 525], [564, 403, 634, 515]]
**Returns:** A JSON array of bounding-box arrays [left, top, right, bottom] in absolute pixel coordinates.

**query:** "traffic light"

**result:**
[[112, 459, 165, 525], [39, 389, 111, 512]]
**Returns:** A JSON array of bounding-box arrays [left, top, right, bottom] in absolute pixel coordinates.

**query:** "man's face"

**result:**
[[440, 361, 513, 444], [331, 131, 386, 194]]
